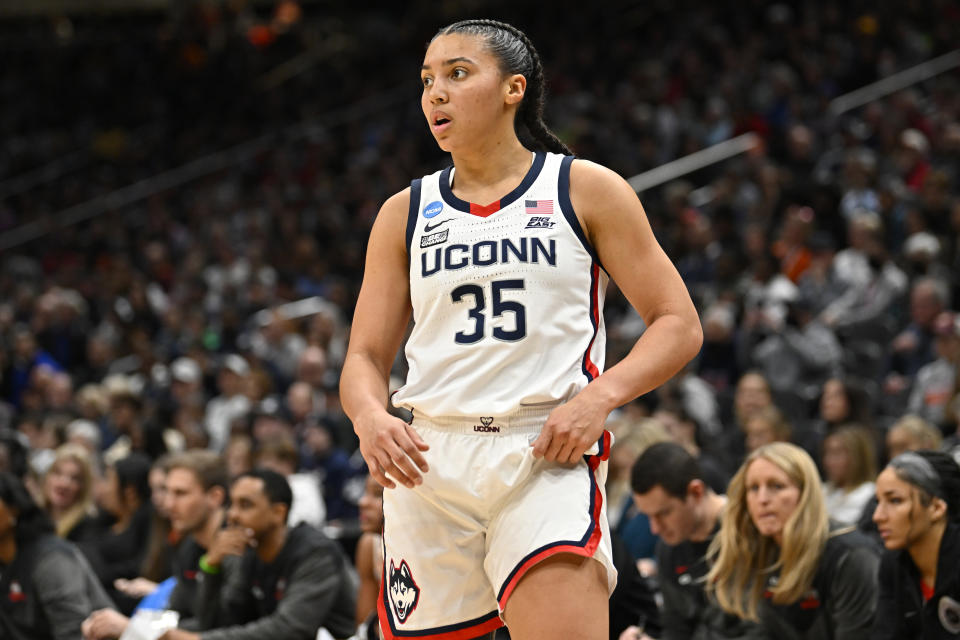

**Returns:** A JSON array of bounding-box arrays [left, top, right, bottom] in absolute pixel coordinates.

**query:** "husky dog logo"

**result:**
[[388, 560, 420, 624], [480, 417, 493, 427]]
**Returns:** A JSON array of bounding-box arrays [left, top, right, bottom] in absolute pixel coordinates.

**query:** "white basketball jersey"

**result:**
[[392, 152, 608, 417]]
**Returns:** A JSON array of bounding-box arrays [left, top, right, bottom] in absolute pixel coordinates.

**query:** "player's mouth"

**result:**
[[431, 111, 452, 133]]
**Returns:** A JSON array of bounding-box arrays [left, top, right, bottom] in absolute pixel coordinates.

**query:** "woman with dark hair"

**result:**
[[82, 452, 154, 614], [341, 18, 701, 640], [872, 450, 960, 639], [0, 471, 113, 639]]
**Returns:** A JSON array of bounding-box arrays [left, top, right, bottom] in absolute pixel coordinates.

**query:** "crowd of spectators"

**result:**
[[1, 0, 960, 638]]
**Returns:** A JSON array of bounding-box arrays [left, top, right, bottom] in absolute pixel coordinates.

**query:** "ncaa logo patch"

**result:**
[[422, 200, 443, 218], [388, 559, 421, 624]]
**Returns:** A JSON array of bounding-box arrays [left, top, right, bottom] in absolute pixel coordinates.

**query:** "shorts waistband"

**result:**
[[411, 404, 558, 434]]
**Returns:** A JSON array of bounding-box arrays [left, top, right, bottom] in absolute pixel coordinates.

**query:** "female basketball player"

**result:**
[[341, 19, 702, 640]]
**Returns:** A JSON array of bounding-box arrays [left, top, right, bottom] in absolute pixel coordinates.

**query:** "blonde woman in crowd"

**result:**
[[39, 443, 98, 541], [886, 415, 942, 460], [707, 442, 879, 639], [822, 425, 877, 525]]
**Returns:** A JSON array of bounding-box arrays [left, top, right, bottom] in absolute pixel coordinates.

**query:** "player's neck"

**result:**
[[450, 136, 531, 193]]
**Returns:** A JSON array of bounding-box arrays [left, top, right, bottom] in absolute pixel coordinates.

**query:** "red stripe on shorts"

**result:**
[[496, 460, 605, 609]]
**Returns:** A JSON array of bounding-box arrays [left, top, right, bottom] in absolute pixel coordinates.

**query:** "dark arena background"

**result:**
[[1, 1, 959, 639]]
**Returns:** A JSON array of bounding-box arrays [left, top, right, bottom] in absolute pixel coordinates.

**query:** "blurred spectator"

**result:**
[[6, 326, 62, 410], [821, 426, 877, 526], [718, 370, 777, 473], [84, 452, 154, 614], [299, 421, 364, 525], [885, 415, 942, 460], [890, 277, 948, 378], [0, 471, 113, 640], [204, 355, 252, 452], [65, 418, 103, 456], [907, 310, 960, 429], [707, 443, 879, 638], [254, 435, 325, 528], [138, 454, 177, 585], [224, 434, 254, 479], [750, 294, 842, 408], [742, 406, 792, 454], [652, 404, 729, 494], [38, 443, 97, 541], [354, 475, 383, 630]]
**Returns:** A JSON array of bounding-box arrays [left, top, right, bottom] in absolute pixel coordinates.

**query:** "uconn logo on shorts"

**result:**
[[388, 559, 420, 624], [473, 417, 500, 433]]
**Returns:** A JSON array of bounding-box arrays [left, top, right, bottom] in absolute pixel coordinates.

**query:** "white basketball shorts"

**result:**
[[377, 405, 617, 640]]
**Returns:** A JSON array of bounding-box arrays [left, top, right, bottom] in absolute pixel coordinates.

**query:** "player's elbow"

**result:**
[[681, 312, 704, 363]]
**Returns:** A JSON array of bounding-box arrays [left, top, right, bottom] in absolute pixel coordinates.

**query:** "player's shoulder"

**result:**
[[567, 158, 643, 228], [568, 158, 636, 203], [376, 186, 414, 227]]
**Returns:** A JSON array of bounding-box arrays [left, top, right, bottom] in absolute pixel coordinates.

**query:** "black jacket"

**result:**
[[758, 526, 879, 640], [657, 523, 765, 640], [0, 534, 114, 640], [872, 521, 960, 639], [197, 523, 356, 640]]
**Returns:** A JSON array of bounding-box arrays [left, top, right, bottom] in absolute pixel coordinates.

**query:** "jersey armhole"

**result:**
[[405, 178, 422, 267], [558, 156, 606, 273]]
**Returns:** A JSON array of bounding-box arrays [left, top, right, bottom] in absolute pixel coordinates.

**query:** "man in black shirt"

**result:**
[[623, 442, 763, 640], [160, 469, 355, 640]]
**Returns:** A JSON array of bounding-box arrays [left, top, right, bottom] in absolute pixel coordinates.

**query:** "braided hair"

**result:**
[[433, 19, 571, 155]]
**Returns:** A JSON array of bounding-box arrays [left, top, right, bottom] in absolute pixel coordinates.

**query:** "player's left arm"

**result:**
[[533, 159, 702, 464]]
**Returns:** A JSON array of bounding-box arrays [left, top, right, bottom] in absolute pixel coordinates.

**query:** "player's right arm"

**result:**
[[341, 188, 429, 490]]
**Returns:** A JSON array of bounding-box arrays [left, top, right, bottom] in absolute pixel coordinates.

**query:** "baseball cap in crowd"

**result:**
[[170, 357, 202, 384], [221, 354, 250, 377], [66, 419, 102, 450]]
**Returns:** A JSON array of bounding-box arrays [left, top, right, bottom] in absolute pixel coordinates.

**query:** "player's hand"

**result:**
[[82, 608, 129, 640], [532, 392, 608, 464], [355, 410, 429, 489], [113, 577, 158, 598], [206, 526, 253, 567]]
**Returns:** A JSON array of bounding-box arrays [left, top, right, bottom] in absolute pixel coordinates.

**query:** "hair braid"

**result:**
[[916, 450, 960, 522], [435, 20, 572, 155]]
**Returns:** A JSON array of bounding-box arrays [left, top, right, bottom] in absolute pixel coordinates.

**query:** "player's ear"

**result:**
[[504, 73, 526, 105]]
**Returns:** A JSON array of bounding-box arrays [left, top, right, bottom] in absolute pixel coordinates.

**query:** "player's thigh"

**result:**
[[502, 553, 609, 640]]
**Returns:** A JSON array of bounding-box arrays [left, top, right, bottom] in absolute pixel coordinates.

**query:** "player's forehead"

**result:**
[[422, 33, 492, 70]]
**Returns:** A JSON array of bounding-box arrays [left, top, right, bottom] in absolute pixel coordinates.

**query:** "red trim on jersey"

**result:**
[[496, 461, 605, 609], [468, 200, 502, 217], [582, 263, 601, 379]]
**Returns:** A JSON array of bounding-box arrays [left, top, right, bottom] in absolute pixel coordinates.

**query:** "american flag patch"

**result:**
[[525, 199, 553, 215]]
